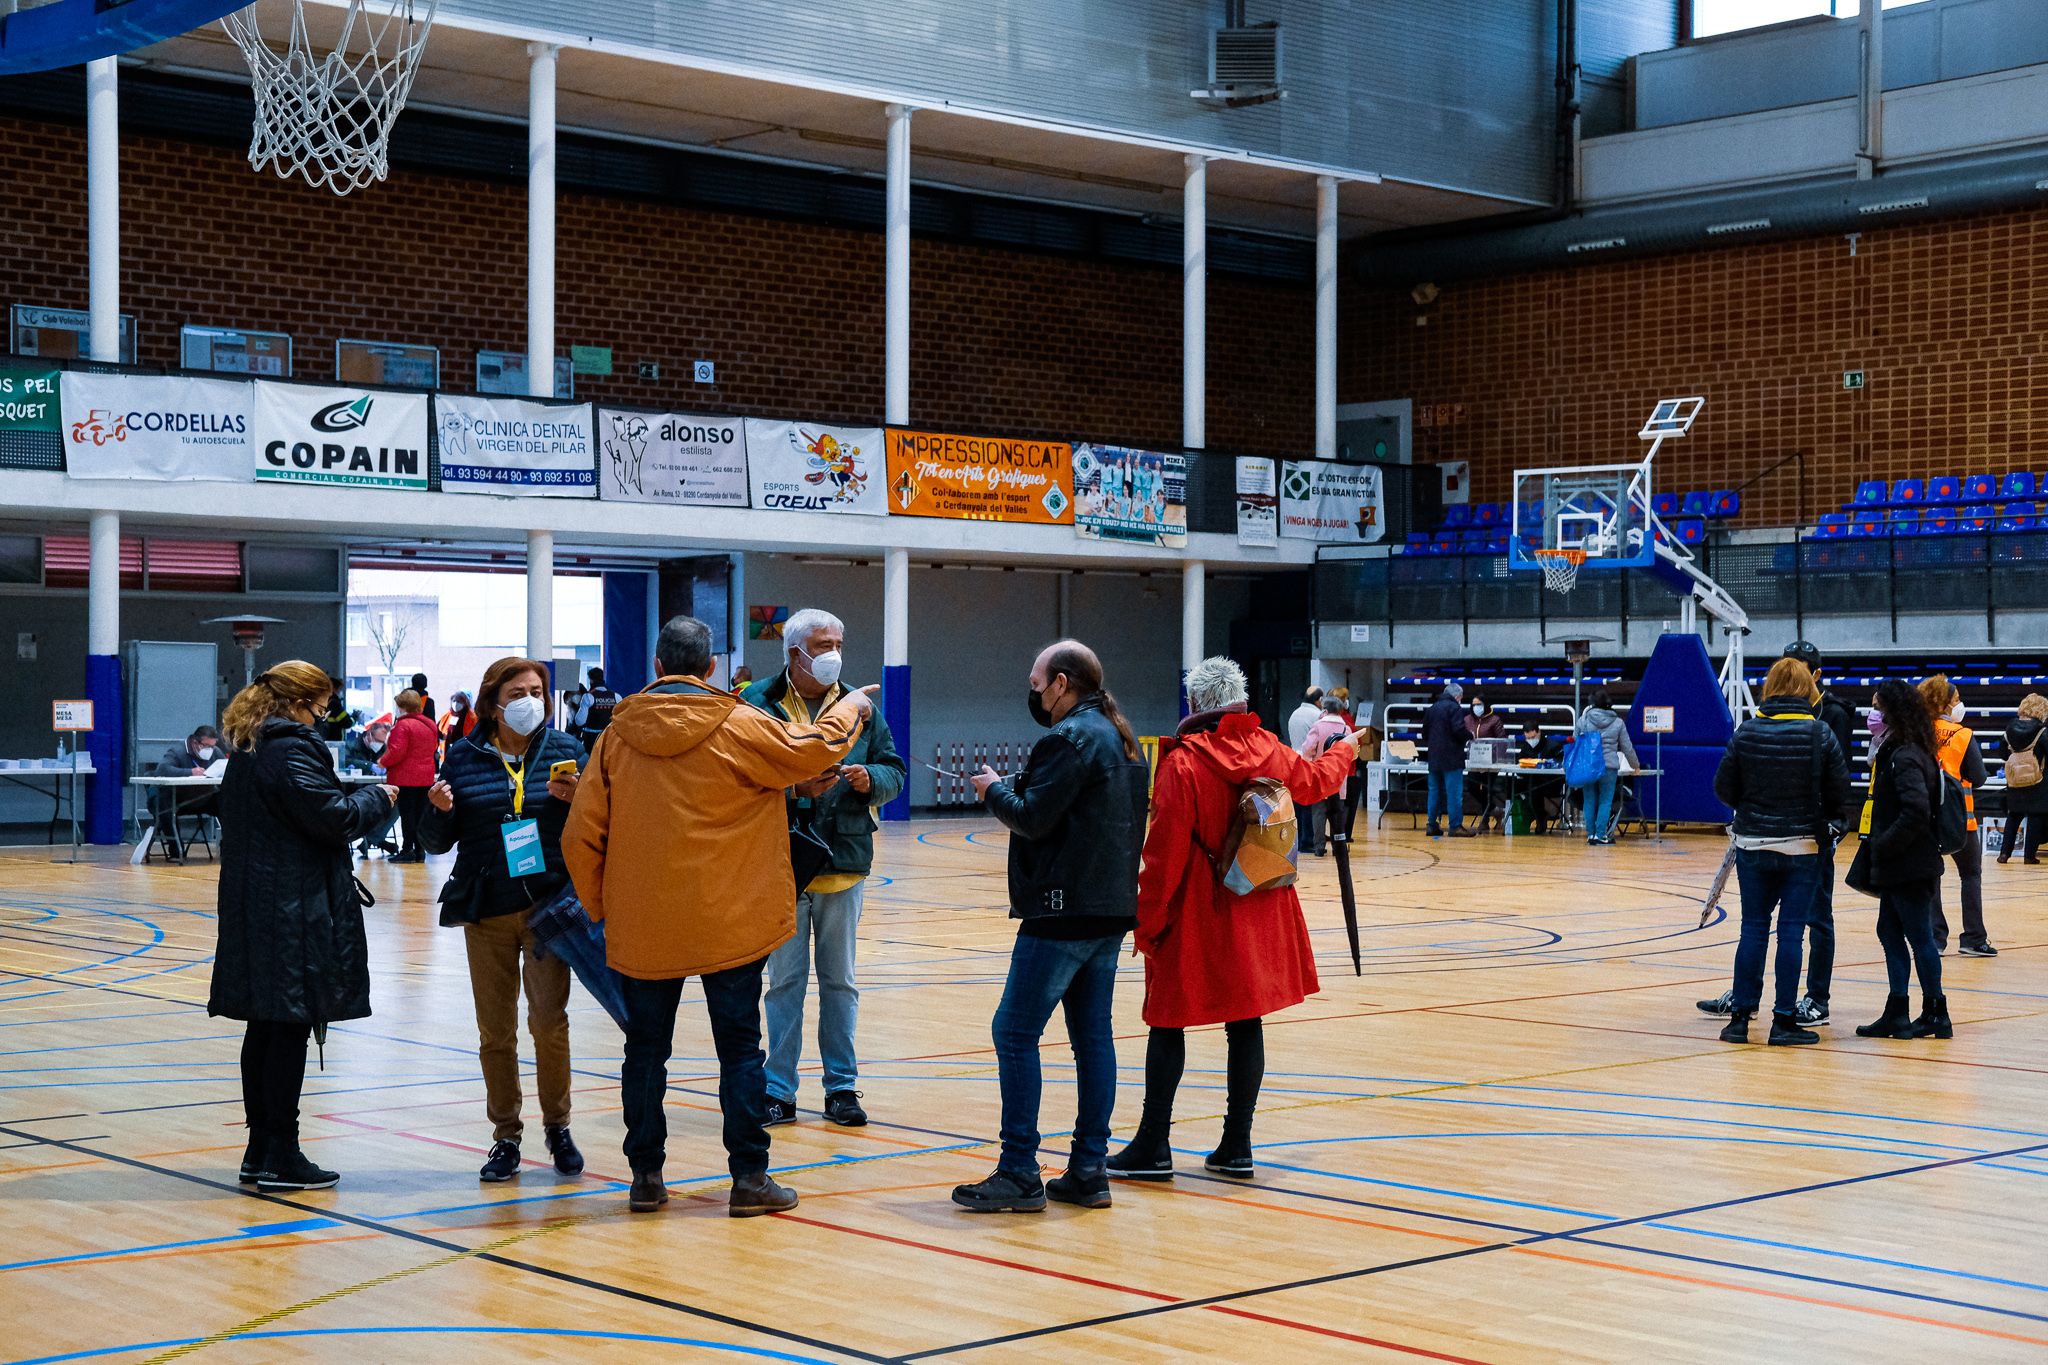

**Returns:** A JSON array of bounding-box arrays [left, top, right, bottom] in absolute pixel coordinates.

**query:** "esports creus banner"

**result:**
[[1280, 459, 1385, 543], [60, 372, 252, 482], [884, 428, 1073, 524], [1072, 443, 1186, 547], [745, 420, 887, 516], [0, 364, 60, 436], [436, 394, 597, 498], [598, 408, 749, 507], [253, 382, 429, 490], [1236, 456, 1279, 547]]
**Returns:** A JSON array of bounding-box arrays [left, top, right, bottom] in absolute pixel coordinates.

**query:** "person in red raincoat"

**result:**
[[1107, 655, 1358, 1183]]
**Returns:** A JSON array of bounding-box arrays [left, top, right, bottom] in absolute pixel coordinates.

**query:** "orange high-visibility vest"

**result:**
[[1933, 717, 1977, 833]]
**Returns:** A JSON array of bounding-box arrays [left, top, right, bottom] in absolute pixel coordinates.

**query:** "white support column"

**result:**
[[1182, 154, 1207, 452], [884, 104, 913, 426], [88, 511, 120, 656], [527, 43, 559, 396], [526, 528, 554, 665], [883, 547, 909, 668], [1856, 0, 1884, 179], [87, 58, 119, 363], [1315, 174, 1339, 458], [1182, 559, 1206, 677]]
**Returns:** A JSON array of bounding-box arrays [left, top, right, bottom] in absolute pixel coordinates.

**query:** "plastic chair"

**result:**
[[1652, 492, 1680, 518], [1673, 517, 1707, 546], [1814, 513, 1849, 538], [1928, 475, 1963, 504], [1680, 491, 1712, 518], [1849, 509, 1885, 537], [1443, 505, 1473, 529], [1473, 502, 1503, 527], [1958, 504, 1995, 532], [1964, 474, 1998, 502], [1998, 502, 2038, 532], [1854, 480, 1887, 507], [1921, 509, 1955, 534], [2003, 471, 2036, 499], [1709, 490, 1740, 518], [1889, 510, 1922, 536], [1890, 478, 1925, 506]]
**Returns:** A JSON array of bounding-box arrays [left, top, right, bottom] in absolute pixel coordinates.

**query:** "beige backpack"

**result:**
[[2008, 731, 2043, 789]]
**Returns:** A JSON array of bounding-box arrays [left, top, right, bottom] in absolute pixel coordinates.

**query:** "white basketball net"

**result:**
[[221, 0, 438, 195], [1535, 547, 1587, 594]]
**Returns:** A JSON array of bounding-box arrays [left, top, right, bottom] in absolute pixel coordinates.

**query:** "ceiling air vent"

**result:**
[[1194, 16, 1282, 109]]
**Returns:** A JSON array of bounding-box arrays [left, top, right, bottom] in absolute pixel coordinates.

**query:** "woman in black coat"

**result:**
[[212, 661, 396, 1192], [1852, 677, 1950, 1040], [1998, 693, 2048, 864], [420, 656, 585, 1183]]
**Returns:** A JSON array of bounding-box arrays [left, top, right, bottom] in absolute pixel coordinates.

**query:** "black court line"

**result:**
[[0, 1123, 891, 1365], [896, 1138, 2048, 1359]]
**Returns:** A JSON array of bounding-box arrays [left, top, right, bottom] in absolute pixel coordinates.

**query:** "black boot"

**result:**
[[1718, 1009, 1753, 1043], [1105, 1124, 1175, 1181], [1767, 1012, 1819, 1046], [629, 1169, 669, 1213], [1855, 993, 1913, 1038], [1910, 994, 1953, 1039], [544, 1124, 584, 1175], [239, 1134, 273, 1185], [256, 1142, 338, 1192], [1046, 1165, 1112, 1209], [1205, 1115, 1255, 1178], [951, 1167, 1046, 1213]]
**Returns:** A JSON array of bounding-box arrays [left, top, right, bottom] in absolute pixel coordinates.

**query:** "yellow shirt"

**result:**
[[778, 681, 867, 895]]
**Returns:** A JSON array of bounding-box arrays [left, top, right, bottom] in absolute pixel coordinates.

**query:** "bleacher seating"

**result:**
[[1929, 475, 1962, 503], [1891, 478, 1926, 507], [1964, 473, 1999, 502], [2003, 471, 2036, 499]]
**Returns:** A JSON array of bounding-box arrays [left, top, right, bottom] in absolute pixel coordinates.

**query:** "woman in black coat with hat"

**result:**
[[212, 660, 396, 1192]]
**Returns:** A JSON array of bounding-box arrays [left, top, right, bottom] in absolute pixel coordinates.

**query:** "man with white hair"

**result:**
[[741, 607, 905, 1128], [1421, 680, 1475, 838]]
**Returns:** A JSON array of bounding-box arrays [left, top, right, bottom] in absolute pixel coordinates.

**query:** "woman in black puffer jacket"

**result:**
[[420, 656, 586, 1184], [1853, 677, 1950, 1040], [212, 661, 397, 1193], [1998, 693, 2048, 865]]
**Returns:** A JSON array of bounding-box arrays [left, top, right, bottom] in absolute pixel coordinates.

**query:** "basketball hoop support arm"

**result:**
[[1650, 532, 1756, 722]]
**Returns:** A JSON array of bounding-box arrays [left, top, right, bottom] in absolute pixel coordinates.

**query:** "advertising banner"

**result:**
[[252, 382, 429, 490], [884, 428, 1073, 524], [1236, 456, 1278, 547], [0, 364, 59, 436], [745, 420, 886, 516], [1280, 459, 1385, 543], [435, 394, 596, 497], [60, 372, 252, 482], [597, 408, 749, 507], [1072, 443, 1185, 547]]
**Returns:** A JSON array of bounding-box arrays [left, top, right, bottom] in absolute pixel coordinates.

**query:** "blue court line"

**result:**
[[5, 1325, 841, 1365], [0, 1033, 240, 1058], [1247, 1128, 2048, 1176], [1491, 1081, 2048, 1143], [0, 1218, 343, 1273]]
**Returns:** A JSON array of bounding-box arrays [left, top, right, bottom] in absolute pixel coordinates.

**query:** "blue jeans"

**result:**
[[764, 883, 865, 1102], [1807, 840, 1836, 1005], [1731, 849, 1820, 1016], [1584, 771, 1619, 839], [619, 960, 771, 1179], [992, 932, 1123, 1177], [1876, 879, 1943, 998], [1426, 768, 1465, 831]]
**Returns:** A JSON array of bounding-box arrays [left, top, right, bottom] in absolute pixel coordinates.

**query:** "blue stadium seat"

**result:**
[[1709, 489, 1740, 518], [1928, 475, 1963, 504], [1999, 501, 2038, 532], [1404, 533, 1430, 554], [1472, 502, 1503, 527], [1853, 480, 1887, 507], [2004, 471, 2037, 499], [1891, 478, 1926, 507], [1443, 504, 1473, 529], [1458, 528, 1488, 548], [1483, 534, 1509, 554], [1850, 509, 1886, 538], [1680, 491, 1712, 518], [1673, 517, 1707, 546], [1958, 504, 1995, 532], [1432, 533, 1459, 553], [1652, 492, 1680, 518], [1964, 473, 1998, 502], [1889, 509, 1922, 535], [1814, 513, 1849, 538], [1921, 508, 1955, 534]]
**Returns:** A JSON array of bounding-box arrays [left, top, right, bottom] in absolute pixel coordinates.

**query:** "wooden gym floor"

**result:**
[[2, 819, 2046, 1364]]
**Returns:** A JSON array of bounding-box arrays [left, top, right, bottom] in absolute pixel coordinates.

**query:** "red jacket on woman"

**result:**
[[1135, 709, 1356, 1028], [378, 712, 439, 786]]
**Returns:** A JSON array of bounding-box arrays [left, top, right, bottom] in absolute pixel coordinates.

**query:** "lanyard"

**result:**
[[500, 754, 527, 818]]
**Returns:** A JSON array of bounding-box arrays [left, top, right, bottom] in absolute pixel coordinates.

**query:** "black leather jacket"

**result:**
[[1713, 696, 1853, 843], [985, 697, 1149, 923]]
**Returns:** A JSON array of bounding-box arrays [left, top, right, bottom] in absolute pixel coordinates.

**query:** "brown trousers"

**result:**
[[463, 911, 572, 1142]]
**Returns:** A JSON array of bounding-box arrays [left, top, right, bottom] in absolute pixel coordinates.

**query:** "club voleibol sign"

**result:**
[[253, 383, 429, 490], [437, 394, 596, 498]]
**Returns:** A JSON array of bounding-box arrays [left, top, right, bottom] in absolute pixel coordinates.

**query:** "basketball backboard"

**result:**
[[0, 0, 248, 75], [1508, 460, 1655, 572]]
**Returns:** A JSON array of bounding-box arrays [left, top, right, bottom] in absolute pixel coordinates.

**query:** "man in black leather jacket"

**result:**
[[954, 639, 1149, 1215]]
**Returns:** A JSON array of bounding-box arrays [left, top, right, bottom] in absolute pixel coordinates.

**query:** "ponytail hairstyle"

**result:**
[[1874, 677, 1935, 755], [221, 659, 332, 752], [1043, 640, 1140, 761]]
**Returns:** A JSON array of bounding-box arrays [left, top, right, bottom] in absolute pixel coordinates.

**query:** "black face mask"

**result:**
[[1027, 685, 1054, 728]]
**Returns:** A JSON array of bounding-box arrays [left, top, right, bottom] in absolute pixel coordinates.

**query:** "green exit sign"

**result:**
[[1843, 369, 1866, 390], [570, 345, 613, 376]]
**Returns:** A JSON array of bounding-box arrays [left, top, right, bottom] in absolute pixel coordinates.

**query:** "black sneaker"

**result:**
[[478, 1139, 521, 1183], [1794, 996, 1830, 1026], [1105, 1130, 1175, 1181], [238, 1138, 269, 1186], [1696, 989, 1736, 1017], [764, 1097, 798, 1126], [1768, 1013, 1820, 1046], [1204, 1138, 1255, 1179], [544, 1125, 583, 1175], [1718, 1010, 1753, 1044], [823, 1090, 868, 1127], [1959, 939, 1998, 958], [1046, 1166, 1111, 1209], [951, 1167, 1047, 1213], [629, 1170, 669, 1213], [257, 1146, 339, 1192]]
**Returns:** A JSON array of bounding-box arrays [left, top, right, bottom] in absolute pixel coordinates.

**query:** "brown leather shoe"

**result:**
[[628, 1170, 669, 1212], [729, 1173, 798, 1217], [1448, 827, 1476, 838]]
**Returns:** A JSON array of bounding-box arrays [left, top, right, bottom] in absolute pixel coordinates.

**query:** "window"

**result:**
[[347, 612, 368, 646], [1691, 0, 1924, 40], [42, 534, 143, 589], [141, 539, 243, 593]]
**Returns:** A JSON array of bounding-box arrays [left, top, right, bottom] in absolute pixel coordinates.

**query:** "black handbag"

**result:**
[[1843, 837, 1879, 899], [789, 806, 834, 891]]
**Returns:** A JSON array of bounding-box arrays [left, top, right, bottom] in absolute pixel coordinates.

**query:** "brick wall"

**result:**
[[0, 114, 1314, 457], [1342, 210, 2048, 528]]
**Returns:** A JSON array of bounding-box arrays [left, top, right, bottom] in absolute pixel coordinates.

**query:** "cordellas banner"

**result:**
[[598, 408, 748, 507], [884, 428, 1073, 524], [745, 420, 887, 516], [1072, 443, 1185, 547], [253, 383, 429, 490], [1280, 459, 1385, 543], [1236, 456, 1279, 547], [436, 394, 596, 498], [60, 372, 252, 482]]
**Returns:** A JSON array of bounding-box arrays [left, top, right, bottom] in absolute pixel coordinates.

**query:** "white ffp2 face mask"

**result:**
[[501, 695, 546, 736], [196, 745, 218, 762], [1949, 700, 1966, 723], [798, 644, 844, 689]]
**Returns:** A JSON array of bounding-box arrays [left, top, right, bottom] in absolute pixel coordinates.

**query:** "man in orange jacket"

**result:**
[[563, 615, 874, 1219]]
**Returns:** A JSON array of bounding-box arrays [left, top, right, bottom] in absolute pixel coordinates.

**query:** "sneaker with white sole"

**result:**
[[1695, 989, 1736, 1017], [1794, 996, 1830, 1026]]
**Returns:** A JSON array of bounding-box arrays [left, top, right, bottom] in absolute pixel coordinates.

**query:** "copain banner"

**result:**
[[745, 420, 887, 516], [598, 408, 749, 507], [1280, 460, 1385, 543], [253, 382, 429, 490], [884, 428, 1073, 524], [436, 394, 596, 498], [60, 372, 251, 482]]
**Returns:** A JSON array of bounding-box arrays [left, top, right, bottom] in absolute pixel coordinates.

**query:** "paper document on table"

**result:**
[[205, 759, 228, 779]]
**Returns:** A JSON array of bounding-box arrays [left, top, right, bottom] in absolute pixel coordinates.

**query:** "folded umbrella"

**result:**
[[1700, 841, 1738, 928], [529, 883, 630, 1030], [1331, 832, 1362, 976]]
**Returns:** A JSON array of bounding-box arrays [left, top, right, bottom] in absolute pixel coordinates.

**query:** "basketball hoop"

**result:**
[[221, 0, 438, 195], [1534, 546, 1587, 594]]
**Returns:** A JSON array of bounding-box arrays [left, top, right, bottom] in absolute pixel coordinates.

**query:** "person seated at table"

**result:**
[[343, 720, 400, 859], [1514, 720, 1563, 835], [150, 725, 222, 861], [1464, 695, 1508, 831]]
